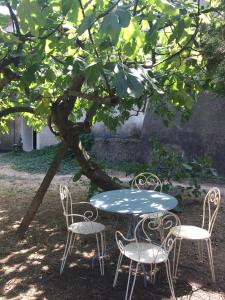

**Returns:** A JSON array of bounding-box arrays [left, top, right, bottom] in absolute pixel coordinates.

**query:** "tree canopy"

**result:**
[[202, 0, 225, 95], [0, 0, 223, 128], [0, 0, 224, 189]]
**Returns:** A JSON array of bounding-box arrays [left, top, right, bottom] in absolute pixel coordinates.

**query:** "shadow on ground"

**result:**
[[0, 173, 225, 299]]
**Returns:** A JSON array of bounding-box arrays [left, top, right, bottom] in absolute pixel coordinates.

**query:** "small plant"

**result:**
[[80, 134, 94, 152], [149, 139, 219, 202]]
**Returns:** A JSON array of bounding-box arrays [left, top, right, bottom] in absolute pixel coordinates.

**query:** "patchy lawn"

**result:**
[[0, 164, 225, 299]]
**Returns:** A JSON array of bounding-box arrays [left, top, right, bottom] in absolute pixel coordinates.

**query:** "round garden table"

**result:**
[[90, 188, 178, 236], [90, 188, 178, 215]]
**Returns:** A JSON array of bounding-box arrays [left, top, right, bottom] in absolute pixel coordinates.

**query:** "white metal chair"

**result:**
[[59, 184, 105, 275], [113, 212, 180, 300], [131, 172, 164, 219], [171, 187, 221, 282]]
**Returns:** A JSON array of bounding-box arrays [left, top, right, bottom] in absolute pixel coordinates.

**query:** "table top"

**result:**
[[90, 189, 178, 215]]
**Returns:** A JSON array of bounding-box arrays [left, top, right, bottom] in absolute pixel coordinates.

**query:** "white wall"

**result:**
[[21, 119, 33, 151], [37, 127, 58, 150]]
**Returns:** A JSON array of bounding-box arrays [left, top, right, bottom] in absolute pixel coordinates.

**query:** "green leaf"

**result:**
[[144, 28, 158, 53], [35, 99, 50, 115], [114, 70, 129, 97], [169, 19, 185, 43], [45, 69, 56, 82], [99, 38, 112, 50], [158, 0, 180, 16], [73, 169, 83, 182], [116, 7, 131, 28], [77, 13, 95, 35], [61, 0, 73, 16], [100, 11, 120, 44], [67, 0, 80, 22], [114, 65, 144, 98], [84, 61, 102, 86], [126, 73, 144, 98], [123, 40, 137, 56], [0, 14, 10, 28], [10, 0, 19, 9], [21, 63, 39, 87], [17, 0, 44, 36]]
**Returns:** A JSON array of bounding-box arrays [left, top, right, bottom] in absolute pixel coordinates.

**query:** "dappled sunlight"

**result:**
[[0, 173, 224, 299], [90, 189, 178, 214]]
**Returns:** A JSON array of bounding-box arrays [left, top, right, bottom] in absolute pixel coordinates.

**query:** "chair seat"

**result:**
[[171, 225, 210, 240], [68, 221, 105, 235], [139, 212, 164, 219], [123, 242, 169, 264]]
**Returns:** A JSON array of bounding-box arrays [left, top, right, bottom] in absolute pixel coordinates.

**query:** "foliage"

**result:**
[[201, 1, 225, 94], [0, 0, 223, 134], [80, 133, 94, 151], [0, 144, 79, 174], [150, 139, 218, 182], [148, 139, 219, 201]]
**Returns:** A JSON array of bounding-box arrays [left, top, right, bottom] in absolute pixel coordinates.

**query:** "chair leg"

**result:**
[[113, 252, 124, 287], [128, 263, 139, 300], [103, 230, 107, 255], [165, 260, 176, 300], [60, 231, 74, 275], [197, 240, 204, 263], [206, 239, 216, 282], [69, 234, 77, 255], [96, 233, 104, 276], [100, 232, 105, 276], [173, 238, 182, 279]]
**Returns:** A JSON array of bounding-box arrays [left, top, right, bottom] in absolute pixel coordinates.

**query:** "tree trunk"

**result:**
[[52, 75, 122, 191], [16, 142, 68, 240], [67, 135, 121, 190]]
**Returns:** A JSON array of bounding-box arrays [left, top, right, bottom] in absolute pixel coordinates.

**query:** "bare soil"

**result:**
[[0, 164, 225, 300]]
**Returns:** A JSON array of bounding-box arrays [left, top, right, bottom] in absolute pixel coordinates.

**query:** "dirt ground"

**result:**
[[0, 164, 225, 300]]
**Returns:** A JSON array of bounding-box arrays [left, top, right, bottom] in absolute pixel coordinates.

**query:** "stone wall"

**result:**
[[91, 137, 150, 164], [142, 92, 225, 175]]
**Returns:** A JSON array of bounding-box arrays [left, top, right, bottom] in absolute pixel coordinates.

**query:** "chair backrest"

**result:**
[[115, 212, 180, 262], [59, 184, 98, 228], [131, 172, 162, 192], [202, 187, 221, 234], [134, 211, 180, 243]]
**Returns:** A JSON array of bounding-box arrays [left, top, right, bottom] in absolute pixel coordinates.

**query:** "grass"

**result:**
[[0, 144, 224, 186], [0, 144, 79, 174], [0, 143, 146, 175], [0, 144, 146, 176]]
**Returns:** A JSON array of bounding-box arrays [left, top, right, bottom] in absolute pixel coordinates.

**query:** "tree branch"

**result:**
[[48, 114, 60, 136], [153, 24, 199, 67], [84, 102, 99, 124], [94, 0, 120, 22], [133, 0, 139, 16], [67, 90, 119, 106], [5, 1, 21, 36], [0, 107, 35, 118]]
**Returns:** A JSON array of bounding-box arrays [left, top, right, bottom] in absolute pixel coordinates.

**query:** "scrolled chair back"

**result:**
[[132, 212, 180, 262], [59, 184, 98, 228], [202, 187, 221, 234], [134, 211, 180, 244], [131, 172, 162, 192]]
